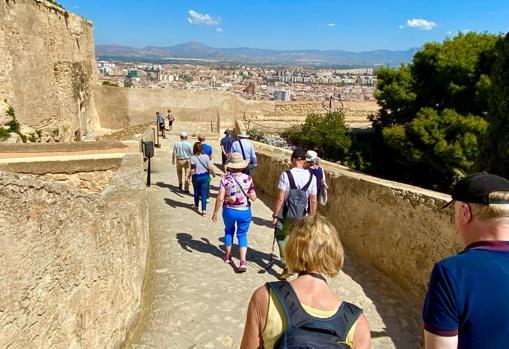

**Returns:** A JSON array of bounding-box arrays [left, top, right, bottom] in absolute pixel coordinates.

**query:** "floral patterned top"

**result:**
[[220, 173, 255, 210]]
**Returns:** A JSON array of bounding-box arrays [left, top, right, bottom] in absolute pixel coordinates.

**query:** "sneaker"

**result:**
[[239, 260, 247, 273], [206, 198, 210, 203], [223, 254, 232, 264]]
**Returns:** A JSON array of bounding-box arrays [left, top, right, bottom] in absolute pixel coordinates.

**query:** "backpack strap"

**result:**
[[286, 170, 297, 190], [266, 281, 299, 327], [302, 172, 314, 192], [237, 140, 247, 160], [267, 281, 363, 342]]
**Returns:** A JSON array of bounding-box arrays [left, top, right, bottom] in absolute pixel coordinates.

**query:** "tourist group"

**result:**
[[170, 128, 509, 349]]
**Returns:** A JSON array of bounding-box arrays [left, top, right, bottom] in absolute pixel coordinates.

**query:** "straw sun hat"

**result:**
[[227, 152, 249, 169]]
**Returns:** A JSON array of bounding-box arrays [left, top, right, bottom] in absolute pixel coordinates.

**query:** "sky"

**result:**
[[59, 0, 509, 52]]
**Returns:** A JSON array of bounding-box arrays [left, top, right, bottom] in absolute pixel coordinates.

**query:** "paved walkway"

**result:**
[[125, 136, 421, 348]]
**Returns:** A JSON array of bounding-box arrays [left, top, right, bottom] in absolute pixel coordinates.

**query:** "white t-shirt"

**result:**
[[277, 168, 317, 198]]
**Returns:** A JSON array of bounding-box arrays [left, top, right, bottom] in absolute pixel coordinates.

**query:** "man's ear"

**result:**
[[460, 202, 473, 224]]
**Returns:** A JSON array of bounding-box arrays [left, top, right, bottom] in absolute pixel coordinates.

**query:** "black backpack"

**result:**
[[268, 281, 362, 349], [281, 170, 313, 220]]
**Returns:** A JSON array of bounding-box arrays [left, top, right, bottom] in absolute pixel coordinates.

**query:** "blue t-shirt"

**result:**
[[220, 136, 234, 154], [423, 240, 509, 349], [202, 143, 212, 158]]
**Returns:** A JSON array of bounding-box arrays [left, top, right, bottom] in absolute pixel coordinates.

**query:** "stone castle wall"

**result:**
[[0, 0, 100, 141], [0, 154, 149, 348], [252, 142, 461, 302], [94, 86, 378, 132]]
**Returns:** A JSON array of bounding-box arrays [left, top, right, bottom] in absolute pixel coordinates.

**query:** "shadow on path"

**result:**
[[341, 249, 422, 348], [175, 232, 281, 278]]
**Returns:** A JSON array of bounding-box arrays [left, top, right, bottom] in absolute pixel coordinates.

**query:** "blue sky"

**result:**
[[60, 0, 509, 51]]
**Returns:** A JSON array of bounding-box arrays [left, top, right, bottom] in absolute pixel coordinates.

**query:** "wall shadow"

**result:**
[[340, 248, 422, 348]]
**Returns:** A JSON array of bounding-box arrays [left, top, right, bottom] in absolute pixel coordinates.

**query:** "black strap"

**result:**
[[267, 281, 362, 340], [230, 174, 251, 206], [286, 170, 313, 191], [237, 140, 247, 160], [298, 271, 327, 284], [194, 155, 210, 173]]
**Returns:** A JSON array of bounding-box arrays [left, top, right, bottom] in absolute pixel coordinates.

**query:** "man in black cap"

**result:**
[[271, 148, 317, 278], [423, 172, 509, 349]]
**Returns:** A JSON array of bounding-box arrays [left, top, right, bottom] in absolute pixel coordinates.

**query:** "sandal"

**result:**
[[201, 211, 207, 216]]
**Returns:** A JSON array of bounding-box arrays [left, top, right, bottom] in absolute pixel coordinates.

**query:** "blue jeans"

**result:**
[[222, 207, 252, 248], [192, 173, 209, 211]]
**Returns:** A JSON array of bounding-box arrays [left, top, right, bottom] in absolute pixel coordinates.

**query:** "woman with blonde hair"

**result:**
[[240, 215, 371, 348]]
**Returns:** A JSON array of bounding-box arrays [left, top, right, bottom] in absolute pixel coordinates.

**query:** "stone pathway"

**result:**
[[124, 136, 422, 348]]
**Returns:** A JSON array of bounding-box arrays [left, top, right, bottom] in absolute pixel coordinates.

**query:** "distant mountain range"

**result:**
[[96, 41, 419, 66]]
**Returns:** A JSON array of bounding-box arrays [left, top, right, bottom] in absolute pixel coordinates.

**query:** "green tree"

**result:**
[[383, 108, 488, 189], [282, 112, 351, 162], [373, 32, 500, 128], [480, 32, 509, 177]]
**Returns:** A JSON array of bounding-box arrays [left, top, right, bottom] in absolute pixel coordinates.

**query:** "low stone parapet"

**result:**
[[252, 142, 460, 302], [0, 153, 149, 348]]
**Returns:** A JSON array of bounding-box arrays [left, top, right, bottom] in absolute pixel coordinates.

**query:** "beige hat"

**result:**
[[180, 131, 188, 137], [227, 152, 249, 169], [238, 131, 250, 138]]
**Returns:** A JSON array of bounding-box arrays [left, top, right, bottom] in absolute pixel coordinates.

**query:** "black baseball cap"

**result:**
[[442, 172, 509, 208], [291, 148, 307, 160]]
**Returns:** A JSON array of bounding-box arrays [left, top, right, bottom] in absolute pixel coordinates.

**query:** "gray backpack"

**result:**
[[281, 170, 313, 219]]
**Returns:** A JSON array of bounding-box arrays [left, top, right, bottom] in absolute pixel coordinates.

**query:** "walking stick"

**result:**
[[259, 230, 277, 274]]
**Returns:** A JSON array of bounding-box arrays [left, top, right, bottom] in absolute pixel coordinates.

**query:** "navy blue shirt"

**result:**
[[220, 136, 234, 154], [423, 240, 509, 349]]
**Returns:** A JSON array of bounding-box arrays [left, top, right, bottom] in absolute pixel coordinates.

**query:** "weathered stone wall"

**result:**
[[94, 86, 378, 132], [0, 154, 149, 348], [252, 142, 461, 302], [0, 0, 100, 141]]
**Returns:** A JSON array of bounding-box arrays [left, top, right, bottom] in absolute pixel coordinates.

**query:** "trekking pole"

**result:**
[[259, 231, 277, 274]]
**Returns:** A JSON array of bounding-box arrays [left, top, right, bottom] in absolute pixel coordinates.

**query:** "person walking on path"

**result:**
[[167, 109, 175, 131], [306, 150, 328, 206], [212, 152, 257, 272], [271, 148, 317, 278], [198, 134, 213, 161], [220, 129, 234, 173], [172, 131, 192, 192], [241, 214, 371, 349], [231, 131, 257, 176], [198, 134, 213, 202], [156, 111, 166, 139], [423, 172, 509, 349], [188, 142, 216, 216]]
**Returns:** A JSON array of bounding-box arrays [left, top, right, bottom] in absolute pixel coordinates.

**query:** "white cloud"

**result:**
[[216, 27, 224, 32], [461, 29, 472, 34], [400, 18, 437, 31], [187, 10, 221, 25], [319, 23, 336, 28]]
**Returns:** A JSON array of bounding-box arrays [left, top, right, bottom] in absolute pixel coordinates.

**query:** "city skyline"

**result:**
[[59, 0, 509, 52]]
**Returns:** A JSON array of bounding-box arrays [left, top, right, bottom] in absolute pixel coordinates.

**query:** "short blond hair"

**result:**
[[285, 215, 344, 278], [470, 191, 509, 222]]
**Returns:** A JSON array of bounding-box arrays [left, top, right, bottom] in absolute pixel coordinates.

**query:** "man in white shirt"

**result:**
[[271, 148, 317, 277]]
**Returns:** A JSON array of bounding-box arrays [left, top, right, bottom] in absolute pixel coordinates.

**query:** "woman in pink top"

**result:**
[[212, 152, 257, 272]]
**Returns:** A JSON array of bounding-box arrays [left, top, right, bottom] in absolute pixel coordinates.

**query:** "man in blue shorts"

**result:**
[[423, 172, 509, 349]]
